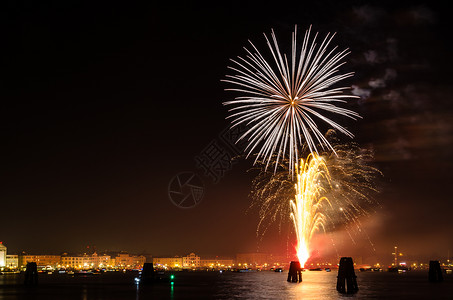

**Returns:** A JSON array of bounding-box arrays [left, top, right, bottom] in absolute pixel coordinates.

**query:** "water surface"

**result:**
[[1, 270, 451, 299]]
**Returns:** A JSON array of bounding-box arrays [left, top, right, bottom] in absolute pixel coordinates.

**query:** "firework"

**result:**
[[291, 153, 331, 266], [223, 26, 360, 175], [323, 142, 382, 241], [250, 133, 381, 265]]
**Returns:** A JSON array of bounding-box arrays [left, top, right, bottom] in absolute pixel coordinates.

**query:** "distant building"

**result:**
[[0, 242, 6, 267], [182, 253, 201, 269], [201, 258, 234, 268], [19, 255, 61, 268], [61, 253, 113, 269], [153, 253, 202, 269], [61, 255, 89, 268], [153, 256, 183, 269], [6, 255, 19, 269], [93, 253, 112, 268], [268, 254, 289, 266], [114, 253, 146, 269], [236, 253, 270, 267]]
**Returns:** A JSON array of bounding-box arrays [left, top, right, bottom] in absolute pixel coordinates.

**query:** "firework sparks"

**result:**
[[223, 26, 360, 175], [291, 153, 331, 267], [323, 141, 382, 243]]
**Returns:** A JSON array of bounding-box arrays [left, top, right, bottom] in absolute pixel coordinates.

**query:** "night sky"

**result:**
[[2, 1, 452, 264]]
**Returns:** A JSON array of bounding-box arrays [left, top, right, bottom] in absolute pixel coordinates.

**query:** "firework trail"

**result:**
[[223, 26, 360, 175]]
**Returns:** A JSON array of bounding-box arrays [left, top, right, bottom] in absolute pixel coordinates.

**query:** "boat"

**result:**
[[360, 267, 382, 272], [0, 270, 20, 275], [233, 268, 255, 273], [238, 269, 253, 273], [74, 270, 94, 276], [388, 266, 409, 273]]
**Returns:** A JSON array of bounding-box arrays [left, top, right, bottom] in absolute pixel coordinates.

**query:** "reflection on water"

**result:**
[[0, 271, 452, 299], [216, 271, 453, 299], [216, 272, 338, 299], [82, 285, 87, 300]]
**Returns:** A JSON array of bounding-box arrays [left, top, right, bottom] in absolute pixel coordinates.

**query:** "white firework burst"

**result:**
[[223, 26, 360, 174]]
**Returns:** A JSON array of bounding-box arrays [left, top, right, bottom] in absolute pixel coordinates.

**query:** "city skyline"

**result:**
[[1, 240, 450, 269]]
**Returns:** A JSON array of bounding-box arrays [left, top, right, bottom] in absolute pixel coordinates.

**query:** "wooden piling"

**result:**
[[287, 261, 302, 283], [336, 257, 358, 294], [428, 260, 443, 283], [24, 262, 38, 285]]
